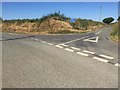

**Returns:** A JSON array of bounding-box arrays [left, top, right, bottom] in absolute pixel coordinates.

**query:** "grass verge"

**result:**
[[110, 22, 120, 43]]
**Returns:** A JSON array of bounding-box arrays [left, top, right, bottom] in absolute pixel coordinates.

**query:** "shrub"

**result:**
[[102, 17, 114, 25]]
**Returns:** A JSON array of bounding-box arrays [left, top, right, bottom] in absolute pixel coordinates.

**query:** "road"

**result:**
[[2, 27, 118, 88]]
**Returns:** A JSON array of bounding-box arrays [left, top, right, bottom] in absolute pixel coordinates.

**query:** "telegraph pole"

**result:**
[[100, 6, 102, 22]]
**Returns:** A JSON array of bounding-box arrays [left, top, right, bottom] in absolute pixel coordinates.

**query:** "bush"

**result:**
[[102, 17, 114, 25]]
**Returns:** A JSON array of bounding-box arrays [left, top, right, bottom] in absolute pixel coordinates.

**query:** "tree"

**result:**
[[117, 16, 120, 21], [0, 17, 3, 23], [102, 17, 114, 25], [0, 17, 3, 21]]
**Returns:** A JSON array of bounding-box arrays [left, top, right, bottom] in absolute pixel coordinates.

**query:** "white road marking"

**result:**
[[100, 54, 114, 60], [115, 63, 120, 67], [35, 39, 38, 41], [48, 43, 53, 45], [93, 57, 108, 63], [65, 48, 74, 52], [76, 52, 89, 56], [95, 31, 102, 35], [60, 44, 68, 47], [83, 36, 99, 43], [55, 45, 63, 48], [63, 36, 86, 44], [83, 50, 95, 54], [41, 41, 47, 43], [71, 47, 80, 50]]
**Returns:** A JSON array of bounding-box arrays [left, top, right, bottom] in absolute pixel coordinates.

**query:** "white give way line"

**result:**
[[83, 36, 99, 43], [62, 36, 90, 44], [61, 35, 99, 45]]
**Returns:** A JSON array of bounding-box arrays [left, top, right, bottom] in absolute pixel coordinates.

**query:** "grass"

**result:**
[[110, 22, 120, 43]]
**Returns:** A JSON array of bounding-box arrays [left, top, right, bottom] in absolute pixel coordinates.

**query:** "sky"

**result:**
[[2, 2, 118, 22]]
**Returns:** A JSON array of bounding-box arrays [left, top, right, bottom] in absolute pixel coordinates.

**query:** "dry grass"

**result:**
[[110, 22, 120, 43]]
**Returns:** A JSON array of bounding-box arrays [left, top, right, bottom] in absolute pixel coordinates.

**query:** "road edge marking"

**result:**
[[100, 54, 114, 60], [114, 63, 120, 67], [41, 41, 47, 43], [55, 45, 63, 48], [71, 47, 80, 50], [93, 57, 108, 63], [65, 48, 74, 52], [48, 43, 53, 45], [76, 52, 89, 56], [83, 50, 95, 54], [35, 39, 38, 41]]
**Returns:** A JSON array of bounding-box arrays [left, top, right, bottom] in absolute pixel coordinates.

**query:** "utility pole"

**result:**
[[100, 6, 102, 22]]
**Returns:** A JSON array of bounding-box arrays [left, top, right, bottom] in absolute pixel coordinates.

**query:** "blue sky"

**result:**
[[2, 2, 118, 22]]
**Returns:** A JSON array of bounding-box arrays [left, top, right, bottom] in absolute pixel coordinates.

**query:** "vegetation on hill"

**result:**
[[2, 12, 104, 34], [3, 11, 69, 23], [70, 18, 103, 30]]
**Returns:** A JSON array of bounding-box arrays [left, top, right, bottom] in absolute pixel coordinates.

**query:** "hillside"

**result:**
[[2, 12, 104, 34], [3, 18, 73, 34]]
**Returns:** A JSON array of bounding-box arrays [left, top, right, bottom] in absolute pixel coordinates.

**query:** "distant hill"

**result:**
[[2, 12, 104, 34]]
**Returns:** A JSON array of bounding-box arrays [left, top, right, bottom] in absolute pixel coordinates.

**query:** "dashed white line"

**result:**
[[55, 45, 63, 48], [100, 54, 114, 60], [93, 57, 108, 63], [76, 52, 89, 56], [71, 47, 80, 50], [65, 48, 74, 52], [35, 39, 38, 41], [83, 50, 95, 54], [48, 43, 53, 45], [41, 41, 47, 43], [114, 63, 120, 67]]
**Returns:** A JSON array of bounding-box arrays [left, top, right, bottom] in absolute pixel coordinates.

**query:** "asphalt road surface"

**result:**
[[2, 27, 119, 88]]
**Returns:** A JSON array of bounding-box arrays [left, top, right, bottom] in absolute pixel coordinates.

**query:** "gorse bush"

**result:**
[[70, 18, 102, 30], [39, 11, 70, 22], [3, 11, 103, 31], [3, 11, 70, 24]]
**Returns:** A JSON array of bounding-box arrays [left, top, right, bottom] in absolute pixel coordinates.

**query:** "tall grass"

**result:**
[[111, 22, 120, 42]]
